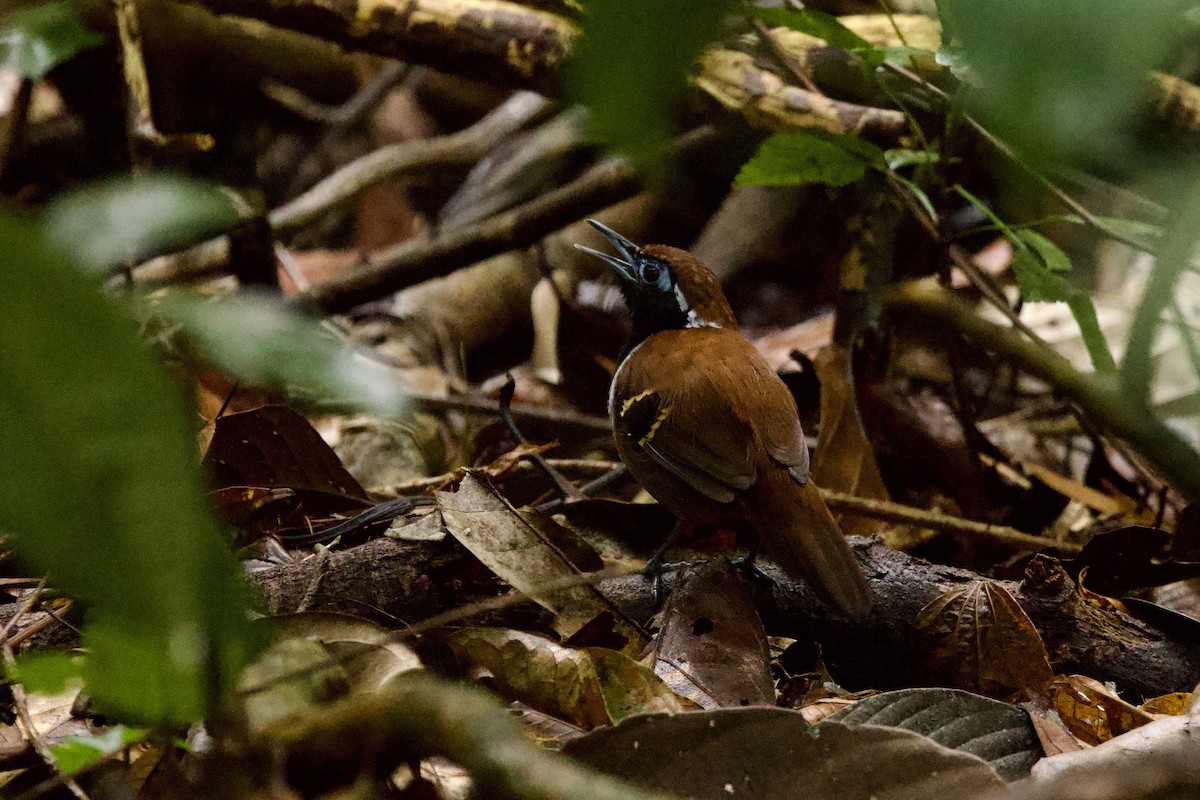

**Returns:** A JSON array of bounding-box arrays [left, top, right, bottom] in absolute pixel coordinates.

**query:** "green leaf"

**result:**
[[1067, 294, 1117, 373], [937, 0, 1190, 167], [736, 131, 885, 187], [1010, 244, 1072, 303], [566, 0, 737, 168], [885, 149, 941, 171], [8, 652, 84, 694], [747, 7, 882, 66], [155, 291, 411, 417], [893, 174, 938, 223], [50, 727, 147, 775], [1016, 230, 1072, 274], [0, 212, 254, 726], [43, 174, 240, 271], [0, 1, 101, 79]]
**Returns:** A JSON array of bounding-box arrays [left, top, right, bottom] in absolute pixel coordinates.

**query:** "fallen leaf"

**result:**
[[810, 345, 890, 537], [438, 473, 647, 651], [1048, 674, 1156, 744], [917, 581, 1055, 697], [563, 708, 1005, 799], [653, 559, 775, 709]]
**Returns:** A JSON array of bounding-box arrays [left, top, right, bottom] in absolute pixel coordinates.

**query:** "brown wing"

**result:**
[[612, 327, 809, 502]]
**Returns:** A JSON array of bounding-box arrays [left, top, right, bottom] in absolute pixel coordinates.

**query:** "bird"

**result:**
[[575, 220, 873, 617]]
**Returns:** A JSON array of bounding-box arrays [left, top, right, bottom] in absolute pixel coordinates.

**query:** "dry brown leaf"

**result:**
[[445, 628, 609, 729], [653, 559, 775, 709], [1140, 691, 1192, 715], [445, 628, 689, 729], [1048, 675, 1157, 744], [917, 580, 1055, 697], [437, 473, 647, 651], [810, 345, 890, 538]]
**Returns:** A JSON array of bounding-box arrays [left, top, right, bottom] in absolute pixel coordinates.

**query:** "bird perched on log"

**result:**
[[576, 220, 873, 617]]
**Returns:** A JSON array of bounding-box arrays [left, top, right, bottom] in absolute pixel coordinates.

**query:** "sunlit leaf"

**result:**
[[0, 212, 254, 725], [736, 131, 885, 187], [50, 726, 147, 774], [0, 1, 101, 79], [43, 174, 239, 271]]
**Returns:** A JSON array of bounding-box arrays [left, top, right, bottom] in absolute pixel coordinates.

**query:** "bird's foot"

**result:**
[[730, 549, 774, 588], [642, 557, 684, 605]]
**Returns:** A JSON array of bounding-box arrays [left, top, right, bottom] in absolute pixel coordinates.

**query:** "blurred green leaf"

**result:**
[[0, 1, 101, 79], [50, 727, 147, 774], [747, 7, 882, 66], [8, 652, 84, 694], [938, 0, 1189, 167], [736, 131, 885, 187], [43, 174, 240, 271], [566, 0, 736, 167], [0, 212, 254, 726], [885, 148, 942, 171], [155, 291, 410, 417]]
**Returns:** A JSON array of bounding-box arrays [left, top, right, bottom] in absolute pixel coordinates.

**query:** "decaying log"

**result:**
[[247, 535, 1200, 700]]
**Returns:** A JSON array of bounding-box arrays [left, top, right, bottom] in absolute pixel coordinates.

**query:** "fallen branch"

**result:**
[[244, 535, 1200, 699], [185, 0, 577, 92], [296, 127, 716, 313]]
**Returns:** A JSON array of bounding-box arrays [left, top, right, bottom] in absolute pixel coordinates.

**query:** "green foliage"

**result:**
[[156, 291, 411, 417], [566, 0, 736, 168], [957, 187, 1116, 373], [50, 727, 147, 774], [0, 211, 255, 726], [8, 651, 84, 694], [937, 0, 1190, 168], [0, 1, 101, 79], [735, 131, 885, 188], [43, 175, 240, 271]]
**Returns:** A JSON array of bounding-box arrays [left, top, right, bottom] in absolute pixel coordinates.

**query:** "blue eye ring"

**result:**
[[640, 260, 663, 283]]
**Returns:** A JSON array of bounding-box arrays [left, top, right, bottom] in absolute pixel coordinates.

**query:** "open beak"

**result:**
[[574, 219, 640, 281]]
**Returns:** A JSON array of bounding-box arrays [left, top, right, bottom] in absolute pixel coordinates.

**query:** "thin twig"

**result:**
[[822, 490, 1078, 552], [498, 374, 583, 502], [751, 18, 820, 93]]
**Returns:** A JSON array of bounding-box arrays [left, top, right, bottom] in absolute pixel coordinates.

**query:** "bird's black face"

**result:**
[[575, 219, 689, 335]]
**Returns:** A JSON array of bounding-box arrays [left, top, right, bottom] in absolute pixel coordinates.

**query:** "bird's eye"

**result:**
[[640, 262, 662, 283]]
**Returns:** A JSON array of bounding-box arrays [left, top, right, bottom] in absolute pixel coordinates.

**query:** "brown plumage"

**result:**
[[579, 223, 872, 617]]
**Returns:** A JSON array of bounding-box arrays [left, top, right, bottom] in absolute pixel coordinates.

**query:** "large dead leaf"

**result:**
[[654, 559, 775, 709], [916, 581, 1055, 697], [437, 473, 648, 651], [563, 708, 1004, 800], [444, 627, 689, 728], [810, 345, 889, 537]]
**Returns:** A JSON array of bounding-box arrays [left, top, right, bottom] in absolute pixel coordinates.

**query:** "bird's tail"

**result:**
[[747, 467, 873, 617]]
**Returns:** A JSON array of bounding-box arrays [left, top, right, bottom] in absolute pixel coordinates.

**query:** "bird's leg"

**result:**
[[643, 519, 692, 602], [730, 542, 773, 586]]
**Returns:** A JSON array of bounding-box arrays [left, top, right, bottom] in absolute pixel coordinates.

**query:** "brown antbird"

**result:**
[[576, 220, 872, 617]]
